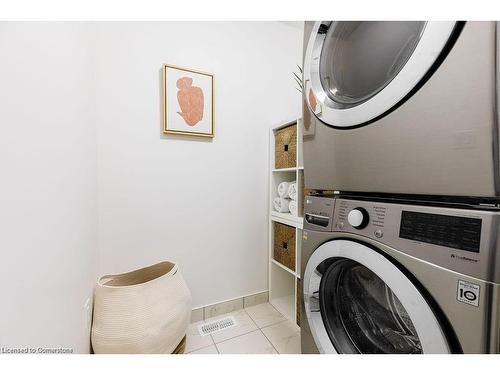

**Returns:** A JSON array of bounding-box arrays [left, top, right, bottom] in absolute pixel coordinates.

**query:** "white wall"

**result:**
[[0, 22, 302, 353], [0, 23, 98, 353], [94, 22, 303, 308]]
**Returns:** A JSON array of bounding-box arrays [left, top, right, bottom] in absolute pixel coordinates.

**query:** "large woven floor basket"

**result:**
[[91, 261, 191, 354]]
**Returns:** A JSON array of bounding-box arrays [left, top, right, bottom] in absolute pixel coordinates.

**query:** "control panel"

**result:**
[[334, 199, 388, 239], [302, 196, 497, 282], [304, 197, 489, 254]]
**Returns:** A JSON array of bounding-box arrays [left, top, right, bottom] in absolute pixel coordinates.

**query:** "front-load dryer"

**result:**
[[302, 21, 500, 200], [301, 195, 500, 353]]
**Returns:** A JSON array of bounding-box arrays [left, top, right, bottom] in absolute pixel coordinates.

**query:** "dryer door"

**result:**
[[303, 21, 458, 128], [303, 239, 451, 353]]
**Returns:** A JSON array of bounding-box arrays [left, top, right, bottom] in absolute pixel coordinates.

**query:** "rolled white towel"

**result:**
[[273, 197, 291, 213], [288, 182, 298, 201], [277, 181, 291, 198], [278, 180, 295, 198], [289, 200, 298, 216]]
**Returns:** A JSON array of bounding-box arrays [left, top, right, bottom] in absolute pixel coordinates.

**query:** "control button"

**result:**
[[374, 229, 383, 238], [347, 208, 369, 229]]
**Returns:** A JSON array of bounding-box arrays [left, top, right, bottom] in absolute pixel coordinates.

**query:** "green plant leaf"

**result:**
[[293, 64, 304, 93], [293, 73, 303, 88]]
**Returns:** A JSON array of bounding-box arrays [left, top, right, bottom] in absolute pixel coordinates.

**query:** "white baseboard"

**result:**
[[191, 291, 269, 323]]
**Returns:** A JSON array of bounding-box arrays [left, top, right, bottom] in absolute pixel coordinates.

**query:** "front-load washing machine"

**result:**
[[301, 195, 500, 353], [302, 21, 500, 200]]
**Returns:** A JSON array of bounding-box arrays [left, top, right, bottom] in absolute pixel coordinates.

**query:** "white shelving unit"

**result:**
[[268, 118, 304, 327]]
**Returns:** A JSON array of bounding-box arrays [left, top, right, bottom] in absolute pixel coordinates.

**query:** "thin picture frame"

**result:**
[[162, 64, 215, 138]]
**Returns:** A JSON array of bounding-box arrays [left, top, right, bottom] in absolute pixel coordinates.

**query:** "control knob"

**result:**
[[347, 208, 369, 229]]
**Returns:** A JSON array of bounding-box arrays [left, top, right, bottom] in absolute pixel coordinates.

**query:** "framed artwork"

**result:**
[[162, 64, 215, 138]]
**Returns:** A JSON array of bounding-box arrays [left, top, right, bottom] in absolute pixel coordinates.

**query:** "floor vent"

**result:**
[[198, 316, 237, 336]]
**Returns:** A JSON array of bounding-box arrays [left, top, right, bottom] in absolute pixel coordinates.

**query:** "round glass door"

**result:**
[[303, 21, 458, 127], [303, 239, 451, 354], [319, 22, 425, 108], [319, 258, 422, 354]]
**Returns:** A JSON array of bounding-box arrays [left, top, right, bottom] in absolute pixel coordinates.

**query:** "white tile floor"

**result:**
[[186, 302, 300, 354]]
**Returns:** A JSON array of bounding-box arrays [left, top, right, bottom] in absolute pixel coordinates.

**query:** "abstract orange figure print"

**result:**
[[176, 77, 204, 126], [163, 64, 214, 138]]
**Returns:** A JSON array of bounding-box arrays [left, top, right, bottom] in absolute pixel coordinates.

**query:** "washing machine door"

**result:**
[[303, 239, 451, 353], [303, 21, 458, 128]]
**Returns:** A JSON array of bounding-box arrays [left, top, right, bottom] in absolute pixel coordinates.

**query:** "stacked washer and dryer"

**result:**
[[300, 21, 500, 354]]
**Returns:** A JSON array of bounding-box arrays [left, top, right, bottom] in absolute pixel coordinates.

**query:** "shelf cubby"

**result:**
[[269, 261, 296, 322], [268, 117, 304, 328]]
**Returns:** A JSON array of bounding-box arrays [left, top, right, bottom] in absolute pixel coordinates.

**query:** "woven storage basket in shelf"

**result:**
[[275, 124, 297, 169], [273, 222, 296, 272]]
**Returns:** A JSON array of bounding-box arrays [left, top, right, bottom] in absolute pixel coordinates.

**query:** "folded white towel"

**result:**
[[278, 180, 295, 198], [288, 182, 298, 201], [273, 197, 291, 213], [277, 181, 291, 198], [289, 200, 298, 216]]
